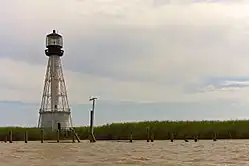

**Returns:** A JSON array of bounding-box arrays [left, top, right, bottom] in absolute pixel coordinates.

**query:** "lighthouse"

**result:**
[[38, 30, 73, 131]]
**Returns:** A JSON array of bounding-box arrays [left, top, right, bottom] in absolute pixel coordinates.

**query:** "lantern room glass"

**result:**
[[46, 35, 63, 47]]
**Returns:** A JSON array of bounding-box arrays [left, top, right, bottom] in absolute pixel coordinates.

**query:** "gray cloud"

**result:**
[[1, 0, 249, 104], [2, 0, 249, 125], [0, 21, 243, 84]]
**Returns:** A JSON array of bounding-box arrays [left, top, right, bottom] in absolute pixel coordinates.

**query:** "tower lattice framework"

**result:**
[[38, 30, 73, 130]]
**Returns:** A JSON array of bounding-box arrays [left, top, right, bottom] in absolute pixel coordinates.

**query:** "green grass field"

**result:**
[[0, 120, 248, 141]]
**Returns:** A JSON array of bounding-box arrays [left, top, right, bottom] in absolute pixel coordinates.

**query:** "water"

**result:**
[[0, 140, 248, 166]]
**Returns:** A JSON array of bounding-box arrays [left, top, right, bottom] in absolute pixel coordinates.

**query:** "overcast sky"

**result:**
[[1, 0, 249, 126]]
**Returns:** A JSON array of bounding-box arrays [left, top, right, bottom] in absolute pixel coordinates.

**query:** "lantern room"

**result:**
[[45, 30, 64, 56], [46, 30, 63, 48]]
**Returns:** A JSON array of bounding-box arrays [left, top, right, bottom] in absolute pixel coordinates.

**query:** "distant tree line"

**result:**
[[0, 120, 248, 141]]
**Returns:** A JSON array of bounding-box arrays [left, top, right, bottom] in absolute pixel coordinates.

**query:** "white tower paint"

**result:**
[[38, 30, 73, 130]]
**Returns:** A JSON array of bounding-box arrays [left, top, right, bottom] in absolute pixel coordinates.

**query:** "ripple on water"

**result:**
[[1, 140, 249, 165]]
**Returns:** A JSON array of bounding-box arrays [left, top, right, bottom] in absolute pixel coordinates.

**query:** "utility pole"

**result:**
[[89, 97, 97, 142]]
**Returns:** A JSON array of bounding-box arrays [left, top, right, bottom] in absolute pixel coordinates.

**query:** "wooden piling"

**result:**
[[170, 133, 174, 142], [194, 136, 198, 142], [71, 128, 81, 143], [9, 131, 12, 143], [89, 133, 96, 143], [213, 133, 217, 141], [184, 135, 188, 142], [24, 131, 28, 143], [57, 129, 60, 143], [71, 130, 75, 143], [129, 132, 133, 143], [146, 127, 150, 142], [75, 133, 81, 143], [150, 132, 154, 142], [4, 136, 7, 143], [228, 132, 232, 139], [40, 129, 44, 143]]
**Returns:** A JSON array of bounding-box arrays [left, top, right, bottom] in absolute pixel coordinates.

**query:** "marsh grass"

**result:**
[[0, 120, 248, 141]]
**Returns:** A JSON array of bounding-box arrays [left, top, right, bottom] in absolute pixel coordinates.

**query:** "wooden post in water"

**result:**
[[40, 129, 44, 143], [170, 133, 174, 142], [151, 132, 154, 142], [213, 132, 217, 141], [129, 132, 133, 143], [4, 136, 7, 143], [57, 129, 60, 143], [194, 136, 198, 142], [24, 131, 28, 143], [71, 128, 80, 143], [9, 131, 12, 143], [146, 127, 150, 142], [228, 131, 232, 139], [71, 129, 75, 143], [184, 135, 188, 142]]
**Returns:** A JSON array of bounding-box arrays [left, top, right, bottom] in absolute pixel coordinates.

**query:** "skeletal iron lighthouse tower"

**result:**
[[38, 30, 73, 131]]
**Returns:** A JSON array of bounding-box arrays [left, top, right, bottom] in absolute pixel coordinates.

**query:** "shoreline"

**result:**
[[0, 120, 248, 140]]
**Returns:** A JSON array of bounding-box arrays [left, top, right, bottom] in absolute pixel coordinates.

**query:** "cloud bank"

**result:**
[[1, 0, 249, 125]]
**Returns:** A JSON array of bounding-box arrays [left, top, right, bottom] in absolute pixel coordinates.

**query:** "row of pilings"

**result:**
[[2, 129, 80, 143], [2, 131, 218, 143], [2, 128, 228, 143], [128, 129, 218, 143]]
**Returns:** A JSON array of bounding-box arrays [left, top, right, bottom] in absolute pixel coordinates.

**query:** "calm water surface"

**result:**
[[0, 140, 248, 166]]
